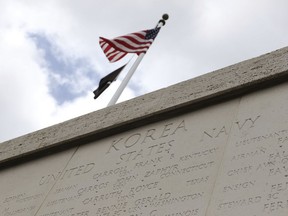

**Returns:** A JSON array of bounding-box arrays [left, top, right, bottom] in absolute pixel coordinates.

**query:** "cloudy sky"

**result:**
[[0, 0, 288, 142]]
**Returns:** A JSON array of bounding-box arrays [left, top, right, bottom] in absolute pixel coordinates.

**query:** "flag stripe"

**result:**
[[109, 40, 150, 53], [114, 37, 153, 49], [99, 28, 160, 63], [115, 34, 148, 45], [110, 52, 126, 63]]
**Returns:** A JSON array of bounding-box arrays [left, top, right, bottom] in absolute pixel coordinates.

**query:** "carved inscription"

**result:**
[[1, 192, 45, 216], [2, 80, 288, 216], [1, 118, 219, 216], [207, 112, 288, 215], [39, 163, 95, 185], [201, 115, 261, 141], [3, 112, 272, 216]]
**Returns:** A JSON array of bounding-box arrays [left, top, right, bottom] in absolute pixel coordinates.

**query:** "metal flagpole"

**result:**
[[107, 14, 169, 106], [107, 53, 144, 106]]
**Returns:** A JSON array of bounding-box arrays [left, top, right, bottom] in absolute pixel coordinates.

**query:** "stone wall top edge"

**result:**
[[1, 46, 288, 166]]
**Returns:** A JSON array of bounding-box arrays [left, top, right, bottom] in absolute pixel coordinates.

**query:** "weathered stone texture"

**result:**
[[0, 46, 288, 165]]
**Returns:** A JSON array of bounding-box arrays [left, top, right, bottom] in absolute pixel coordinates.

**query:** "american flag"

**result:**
[[99, 28, 160, 63]]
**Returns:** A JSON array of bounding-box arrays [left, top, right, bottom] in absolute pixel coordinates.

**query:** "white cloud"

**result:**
[[1, 0, 288, 142], [0, 26, 56, 141], [49, 79, 136, 123]]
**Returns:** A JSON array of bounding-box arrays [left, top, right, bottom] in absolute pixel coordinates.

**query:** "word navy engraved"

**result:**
[[201, 115, 261, 141]]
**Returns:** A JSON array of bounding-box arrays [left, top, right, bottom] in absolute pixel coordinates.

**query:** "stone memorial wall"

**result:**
[[1, 46, 288, 216]]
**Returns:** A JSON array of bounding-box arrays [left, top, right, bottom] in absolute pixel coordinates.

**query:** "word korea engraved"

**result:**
[[1, 81, 288, 216], [1, 99, 240, 216], [38, 118, 208, 216]]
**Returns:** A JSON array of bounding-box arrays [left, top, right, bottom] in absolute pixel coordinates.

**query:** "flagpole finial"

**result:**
[[157, 14, 169, 27], [162, 14, 169, 20]]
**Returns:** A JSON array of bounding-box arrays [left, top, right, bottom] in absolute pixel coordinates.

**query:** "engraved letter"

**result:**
[[106, 138, 123, 154], [216, 126, 228, 138], [172, 120, 187, 135], [142, 129, 157, 144], [125, 133, 141, 148], [83, 163, 95, 174], [235, 115, 261, 130], [160, 123, 174, 138]]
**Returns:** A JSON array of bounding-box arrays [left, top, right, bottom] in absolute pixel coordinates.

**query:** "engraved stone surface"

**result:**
[[1, 46, 288, 164], [2, 82, 288, 216], [0, 99, 240, 216], [1, 47, 288, 216], [35, 99, 240, 216], [0, 148, 77, 216], [206, 82, 288, 216]]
